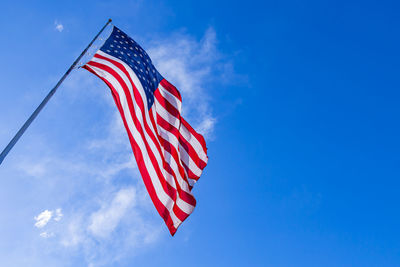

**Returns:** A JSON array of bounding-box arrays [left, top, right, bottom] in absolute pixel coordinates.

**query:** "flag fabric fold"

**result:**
[[83, 26, 208, 235]]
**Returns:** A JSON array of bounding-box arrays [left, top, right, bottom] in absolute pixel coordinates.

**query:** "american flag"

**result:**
[[83, 26, 208, 235]]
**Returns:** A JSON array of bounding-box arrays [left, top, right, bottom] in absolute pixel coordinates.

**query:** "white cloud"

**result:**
[[34, 208, 62, 238], [39, 231, 54, 238], [54, 208, 63, 222], [54, 21, 64, 32], [88, 187, 135, 238], [34, 210, 52, 228], [196, 116, 217, 138]]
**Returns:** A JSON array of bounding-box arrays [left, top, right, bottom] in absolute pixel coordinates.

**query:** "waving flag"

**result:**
[[83, 26, 208, 235]]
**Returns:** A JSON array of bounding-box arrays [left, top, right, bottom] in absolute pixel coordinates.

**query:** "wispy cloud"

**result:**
[[40, 231, 54, 238], [88, 187, 136, 238], [54, 208, 63, 222], [54, 21, 64, 32]]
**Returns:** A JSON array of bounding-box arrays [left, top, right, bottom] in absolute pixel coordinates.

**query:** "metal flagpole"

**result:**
[[0, 19, 112, 165]]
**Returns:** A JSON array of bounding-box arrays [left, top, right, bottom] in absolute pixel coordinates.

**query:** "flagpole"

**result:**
[[0, 19, 112, 165]]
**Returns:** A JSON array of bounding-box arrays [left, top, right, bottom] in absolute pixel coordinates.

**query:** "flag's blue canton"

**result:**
[[100, 26, 163, 109]]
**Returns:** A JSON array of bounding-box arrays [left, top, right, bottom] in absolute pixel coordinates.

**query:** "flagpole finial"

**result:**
[[108, 18, 112, 23]]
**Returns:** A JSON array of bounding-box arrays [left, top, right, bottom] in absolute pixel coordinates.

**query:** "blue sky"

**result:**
[[0, 0, 400, 266]]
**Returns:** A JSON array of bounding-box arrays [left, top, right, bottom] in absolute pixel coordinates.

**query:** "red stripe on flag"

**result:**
[[160, 79, 181, 102], [181, 118, 207, 153]]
